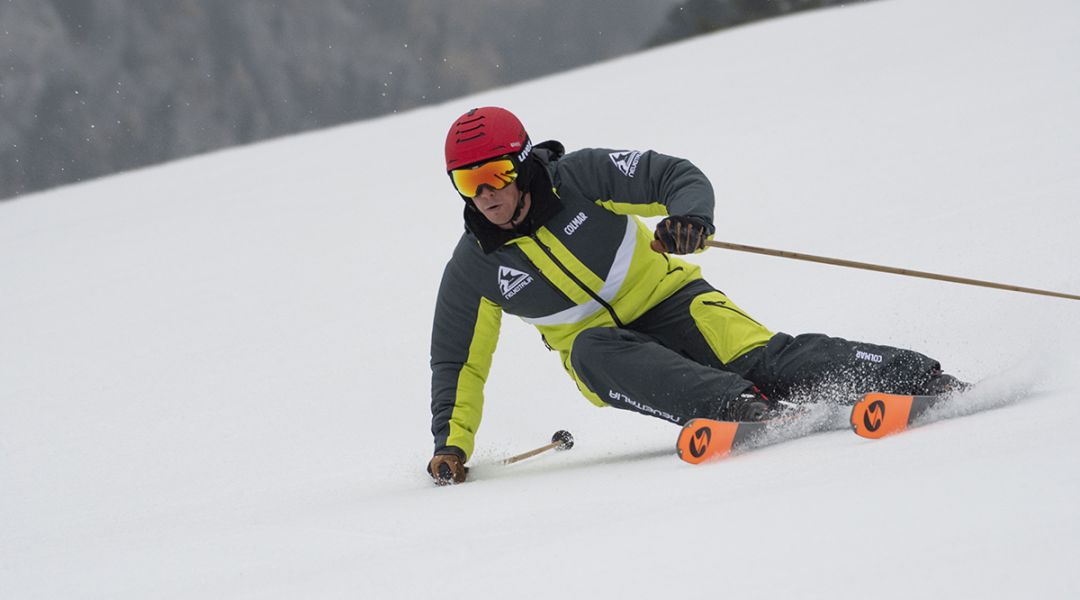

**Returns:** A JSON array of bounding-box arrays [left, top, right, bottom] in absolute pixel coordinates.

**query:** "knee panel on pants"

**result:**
[[688, 291, 773, 364]]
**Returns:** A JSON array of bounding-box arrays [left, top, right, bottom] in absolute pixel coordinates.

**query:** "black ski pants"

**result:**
[[569, 279, 941, 424]]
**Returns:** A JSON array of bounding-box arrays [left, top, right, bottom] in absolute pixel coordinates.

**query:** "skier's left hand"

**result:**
[[427, 449, 468, 485], [651, 215, 714, 254]]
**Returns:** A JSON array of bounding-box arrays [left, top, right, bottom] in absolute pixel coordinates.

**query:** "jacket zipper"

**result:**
[[528, 233, 625, 327], [531, 265, 575, 305]]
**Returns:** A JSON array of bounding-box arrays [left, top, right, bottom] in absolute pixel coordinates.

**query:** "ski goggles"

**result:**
[[450, 158, 518, 198]]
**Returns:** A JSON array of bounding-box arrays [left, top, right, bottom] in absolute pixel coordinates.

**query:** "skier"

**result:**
[[427, 106, 964, 484]]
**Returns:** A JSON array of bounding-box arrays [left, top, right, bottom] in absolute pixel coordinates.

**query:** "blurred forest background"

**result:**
[[0, 0, 868, 201]]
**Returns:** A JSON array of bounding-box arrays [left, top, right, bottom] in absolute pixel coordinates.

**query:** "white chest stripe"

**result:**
[[521, 216, 637, 327]]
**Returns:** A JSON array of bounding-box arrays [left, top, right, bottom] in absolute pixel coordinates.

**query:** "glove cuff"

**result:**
[[433, 446, 466, 461]]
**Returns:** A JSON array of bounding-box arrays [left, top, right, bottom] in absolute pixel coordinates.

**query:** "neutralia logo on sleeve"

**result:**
[[608, 150, 641, 178], [498, 266, 533, 299]]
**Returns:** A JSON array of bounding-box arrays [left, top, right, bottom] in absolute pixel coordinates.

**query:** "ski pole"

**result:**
[[704, 240, 1080, 301], [501, 430, 574, 465]]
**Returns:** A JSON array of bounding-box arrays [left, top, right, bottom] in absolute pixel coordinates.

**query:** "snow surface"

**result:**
[[3, 0, 1079, 597]]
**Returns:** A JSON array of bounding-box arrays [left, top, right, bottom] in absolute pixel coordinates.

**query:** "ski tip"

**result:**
[[850, 392, 915, 439], [677, 418, 739, 465]]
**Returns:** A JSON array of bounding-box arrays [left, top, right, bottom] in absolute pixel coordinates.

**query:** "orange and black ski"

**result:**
[[676, 418, 769, 464], [850, 392, 942, 439], [677, 404, 841, 464]]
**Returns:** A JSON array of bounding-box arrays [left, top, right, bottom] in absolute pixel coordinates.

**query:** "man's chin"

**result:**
[[482, 210, 507, 224]]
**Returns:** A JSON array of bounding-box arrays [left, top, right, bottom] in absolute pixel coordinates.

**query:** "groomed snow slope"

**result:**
[[2, 0, 1079, 597]]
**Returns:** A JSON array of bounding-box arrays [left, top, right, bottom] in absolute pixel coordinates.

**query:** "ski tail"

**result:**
[[677, 418, 771, 464], [850, 392, 939, 438], [677, 419, 740, 464]]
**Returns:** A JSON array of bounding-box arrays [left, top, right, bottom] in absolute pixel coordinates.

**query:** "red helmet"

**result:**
[[444, 107, 532, 172]]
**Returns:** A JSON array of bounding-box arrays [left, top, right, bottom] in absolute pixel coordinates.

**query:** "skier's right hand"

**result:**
[[651, 214, 714, 254], [427, 449, 468, 485]]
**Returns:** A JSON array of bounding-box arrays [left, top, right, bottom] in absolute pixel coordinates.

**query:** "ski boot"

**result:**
[[720, 386, 784, 422], [921, 370, 971, 397]]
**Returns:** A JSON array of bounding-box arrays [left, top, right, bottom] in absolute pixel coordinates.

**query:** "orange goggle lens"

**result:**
[[450, 159, 518, 198]]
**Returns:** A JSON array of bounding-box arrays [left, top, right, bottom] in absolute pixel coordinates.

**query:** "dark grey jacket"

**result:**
[[430, 142, 715, 459]]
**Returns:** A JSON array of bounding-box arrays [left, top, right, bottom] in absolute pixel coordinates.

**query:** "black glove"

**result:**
[[653, 215, 714, 254], [427, 447, 468, 485]]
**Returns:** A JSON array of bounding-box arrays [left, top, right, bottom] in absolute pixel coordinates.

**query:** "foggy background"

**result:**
[[0, 0, 868, 202]]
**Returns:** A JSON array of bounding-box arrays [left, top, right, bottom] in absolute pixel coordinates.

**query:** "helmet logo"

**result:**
[[517, 139, 533, 163]]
